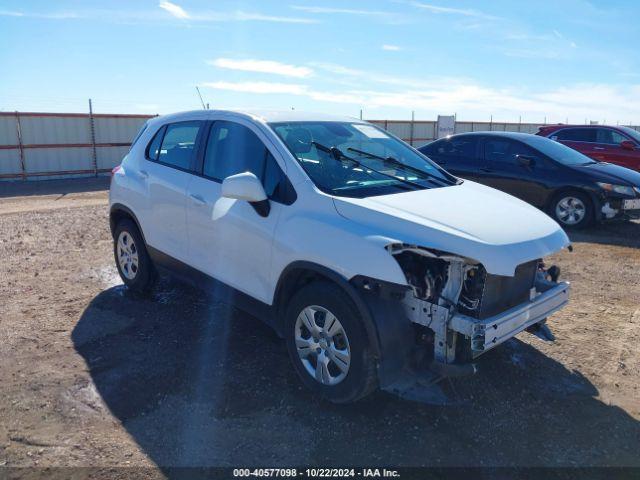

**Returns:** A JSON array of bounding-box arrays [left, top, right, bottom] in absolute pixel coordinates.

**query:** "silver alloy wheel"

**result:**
[[117, 231, 139, 280], [294, 305, 351, 386], [555, 196, 586, 225]]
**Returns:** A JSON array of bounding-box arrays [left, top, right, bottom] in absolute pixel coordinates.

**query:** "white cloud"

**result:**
[[209, 58, 313, 78], [382, 44, 401, 51], [201, 81, 364, 104], [0, 9, 80, 19], [410, 2, 499, 20], [0, 10, 24, 17], [0, 4, 316, 24], [290, 5, 389, 16], [233, 11, 318, 23], [309, 62, 365, 77], [202, 75, 640, 123], [202, 81, 307, 95], [159, 1, 189, 19], [309, 62, 462, 89]]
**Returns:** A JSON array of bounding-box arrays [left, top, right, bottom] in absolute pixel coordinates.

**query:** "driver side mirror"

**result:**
[[621, 140, 636, 151], [221, 172, 270, 217], [516, 154, 536, 168]]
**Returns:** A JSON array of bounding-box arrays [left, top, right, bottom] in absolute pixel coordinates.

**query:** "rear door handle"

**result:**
[[139, 169, 149, 179], [593, 147, 605, 150], [189, 193, 206, 206]]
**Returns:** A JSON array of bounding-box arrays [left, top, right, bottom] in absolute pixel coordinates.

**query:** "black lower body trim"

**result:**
[[147, 246, 278, 332]]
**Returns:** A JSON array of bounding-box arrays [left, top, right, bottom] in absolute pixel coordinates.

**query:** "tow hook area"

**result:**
[[428, 360, 477, 378], [525, 319, 556, 341], [525, 263, 560, 342], [602, 201, 619, 219]]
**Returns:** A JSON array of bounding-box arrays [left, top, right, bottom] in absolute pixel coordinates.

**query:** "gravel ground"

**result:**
[[0, 179, 639, 475]]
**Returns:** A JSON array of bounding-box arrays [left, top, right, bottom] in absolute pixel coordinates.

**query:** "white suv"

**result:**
[[109, 110, 571, 403]]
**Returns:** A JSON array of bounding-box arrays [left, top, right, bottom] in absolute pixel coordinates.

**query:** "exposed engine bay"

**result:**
[[387, 243, 570, 370]]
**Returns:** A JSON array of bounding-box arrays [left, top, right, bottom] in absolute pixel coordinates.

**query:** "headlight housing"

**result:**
[[596, 182, 636, 196]]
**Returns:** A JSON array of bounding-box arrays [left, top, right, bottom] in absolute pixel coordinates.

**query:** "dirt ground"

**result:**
[[0, 178, 639, 475]]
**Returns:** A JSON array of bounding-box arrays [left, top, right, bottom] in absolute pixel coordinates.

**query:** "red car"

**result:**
[[537, 124, 640, 171]]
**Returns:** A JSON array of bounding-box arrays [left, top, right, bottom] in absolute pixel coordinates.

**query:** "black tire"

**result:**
[[113, 219, 156, 293], [284, 281, 377, 403], [549, 190, 593, 229]]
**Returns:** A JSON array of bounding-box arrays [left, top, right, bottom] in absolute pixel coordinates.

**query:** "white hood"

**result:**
[[332, 180, 570, 276]]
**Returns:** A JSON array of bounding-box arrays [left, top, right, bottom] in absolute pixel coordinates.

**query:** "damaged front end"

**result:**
[[386, 243, 570, 374]]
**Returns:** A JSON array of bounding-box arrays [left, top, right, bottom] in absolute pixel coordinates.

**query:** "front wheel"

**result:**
[[284, 281, 377, 403], [549, 191, 593, 229]]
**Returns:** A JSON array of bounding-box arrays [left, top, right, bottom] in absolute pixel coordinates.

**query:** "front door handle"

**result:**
[[189, 193, 206, 206], [593, 147, 605, 150]]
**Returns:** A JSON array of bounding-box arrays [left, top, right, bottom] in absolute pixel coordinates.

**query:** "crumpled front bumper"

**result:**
[[449, 281, 571, 355]]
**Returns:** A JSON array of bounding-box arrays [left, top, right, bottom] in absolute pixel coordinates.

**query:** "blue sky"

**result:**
[[1, 0, 639, 122]]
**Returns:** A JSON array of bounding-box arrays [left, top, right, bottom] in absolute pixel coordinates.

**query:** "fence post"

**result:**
[[14, 111, 26, 180], [88, 99, 98, 177], [409, 111, 415, 146]]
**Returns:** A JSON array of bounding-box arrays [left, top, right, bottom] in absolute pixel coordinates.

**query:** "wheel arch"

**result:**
[[273, 261, 382, 358], [109, 203, 148, 244]]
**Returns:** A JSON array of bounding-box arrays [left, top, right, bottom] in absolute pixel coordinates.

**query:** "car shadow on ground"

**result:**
[[568, 219, 640, 249], [0, 177, 109, 198], [72, 279, 640, 470]]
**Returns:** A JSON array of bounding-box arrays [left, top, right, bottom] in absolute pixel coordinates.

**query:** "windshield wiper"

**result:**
[[311, 142, 426, 190], [347, 147, 456, 186]]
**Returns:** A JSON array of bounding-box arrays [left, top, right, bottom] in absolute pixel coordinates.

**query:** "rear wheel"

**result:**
[[284, 281, 377, 403], [550, 191, 593, 229], [113, 219, 155, 292]]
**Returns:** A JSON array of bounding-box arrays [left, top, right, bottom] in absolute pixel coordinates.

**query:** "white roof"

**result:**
[[150, 109, 363, 125], [242, 109, 362, 123]]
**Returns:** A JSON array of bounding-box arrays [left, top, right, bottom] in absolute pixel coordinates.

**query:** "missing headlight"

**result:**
[[387, 244, 480, 311], [392, 250, 449, 302]]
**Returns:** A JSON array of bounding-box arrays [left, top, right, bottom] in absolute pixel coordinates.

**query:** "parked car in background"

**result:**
[[419, 132, 640, 229], [110, 111, 571, 403], [537, 124, 640, 171]]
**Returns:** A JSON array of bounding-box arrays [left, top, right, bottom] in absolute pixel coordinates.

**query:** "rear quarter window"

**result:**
[[146, 125, 166, 161]]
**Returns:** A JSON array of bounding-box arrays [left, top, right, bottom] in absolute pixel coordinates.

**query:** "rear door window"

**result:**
[[485, 139, 551, 170], [429, 136, 479, 166], [552, 128, 596, 143], [157, 121, 202, 171], [484, 138, 513, 165]]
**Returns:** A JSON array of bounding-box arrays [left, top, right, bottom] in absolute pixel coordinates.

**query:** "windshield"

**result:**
[[270, 121, 456, 197], [620, 126, 640, 144], [525, 134, 597, 166]]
